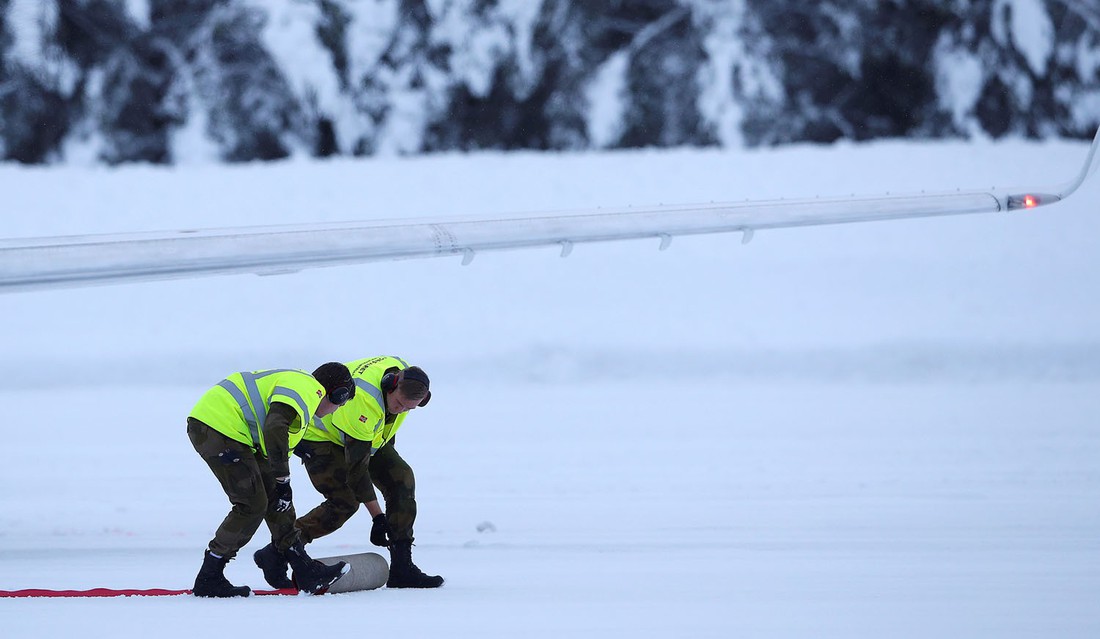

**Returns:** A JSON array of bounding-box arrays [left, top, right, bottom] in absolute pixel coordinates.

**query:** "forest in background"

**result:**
[[1, 0, 1097, 165]]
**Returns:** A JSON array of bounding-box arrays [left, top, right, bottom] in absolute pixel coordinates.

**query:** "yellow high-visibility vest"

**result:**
[[190, 369, 325, 457], [304, 356, 412, 456]]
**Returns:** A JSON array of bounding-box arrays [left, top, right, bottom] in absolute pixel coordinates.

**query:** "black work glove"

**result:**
[[370, 513, 394, 547], [272, 478, 293, 513]]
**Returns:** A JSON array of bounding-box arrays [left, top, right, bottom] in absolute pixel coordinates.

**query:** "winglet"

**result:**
[[1057, 125, 1100, 199], [1005, 126, 1100, 211]]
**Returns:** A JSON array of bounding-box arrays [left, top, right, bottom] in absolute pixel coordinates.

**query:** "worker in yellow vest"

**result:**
[[186, 362, 356, 597], [254, 356, 443, 588]]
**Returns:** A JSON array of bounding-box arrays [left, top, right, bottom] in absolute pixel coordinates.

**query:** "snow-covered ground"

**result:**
[[1, 137, 1098, 638]]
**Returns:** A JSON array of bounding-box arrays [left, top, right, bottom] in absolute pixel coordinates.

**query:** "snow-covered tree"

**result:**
[[0, 0, 75, 162], [933, 0, 1100, 137], [0, 0, 1097, 164]]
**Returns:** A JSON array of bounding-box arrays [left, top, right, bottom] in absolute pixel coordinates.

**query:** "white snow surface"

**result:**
[[1, 138, 1099, 638]]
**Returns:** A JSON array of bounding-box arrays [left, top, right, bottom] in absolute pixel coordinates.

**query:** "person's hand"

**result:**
[[370, 513, 393, 547], [273, 478, 293, 512]]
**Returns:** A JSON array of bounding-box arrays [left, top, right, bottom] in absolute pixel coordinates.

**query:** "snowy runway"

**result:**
[[1, 139, 1098, 637]]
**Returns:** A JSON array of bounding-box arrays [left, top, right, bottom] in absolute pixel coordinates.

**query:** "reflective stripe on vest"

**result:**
[[218, 369, 296, 448], [369, 416, 384, 454], [272, 386, 309, 423], [353, 379, 388, 454], [311, 413, 348, 446], [355, 378, 385, 413]]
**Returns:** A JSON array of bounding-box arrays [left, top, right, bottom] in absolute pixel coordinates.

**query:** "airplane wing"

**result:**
[[1, 128, 1097, 294]]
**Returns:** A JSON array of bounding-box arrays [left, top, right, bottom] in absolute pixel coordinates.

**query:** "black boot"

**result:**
[[193, 550, 251, 598], [253, 543, 295, 590], [286, 540, 349, 594], [387, 539, 444, 588]]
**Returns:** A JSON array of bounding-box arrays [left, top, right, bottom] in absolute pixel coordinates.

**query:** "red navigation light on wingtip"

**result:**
[[1007, 192, 1059, 211]]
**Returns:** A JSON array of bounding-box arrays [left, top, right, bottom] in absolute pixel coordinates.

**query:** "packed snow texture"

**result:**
[[0, 138, 1098, 637]]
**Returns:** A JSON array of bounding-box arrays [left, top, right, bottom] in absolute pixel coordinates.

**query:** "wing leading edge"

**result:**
[[2, 128, 1097, 294]]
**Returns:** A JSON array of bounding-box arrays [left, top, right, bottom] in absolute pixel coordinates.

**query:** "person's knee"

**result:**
[[382, 484, 416, 508], [332, 496, 358, 518], [305, 496, 357, 536], [387, 463, 416, 493], [232, 490, 268, 519]]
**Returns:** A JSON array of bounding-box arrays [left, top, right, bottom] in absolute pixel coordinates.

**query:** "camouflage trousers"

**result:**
[[187, 418, 300, 559], [294, 439, 418, 543]]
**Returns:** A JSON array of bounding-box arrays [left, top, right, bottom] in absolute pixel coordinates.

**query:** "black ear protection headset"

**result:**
[[328, 383, 353, 406], [380, 367, 431, 407], [314, 361, 355, 406]]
